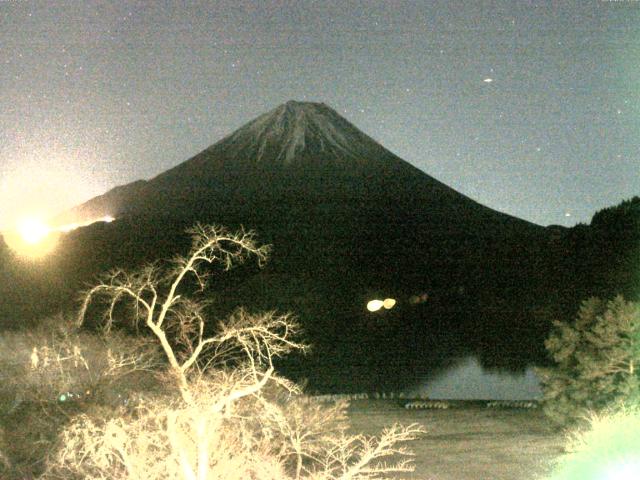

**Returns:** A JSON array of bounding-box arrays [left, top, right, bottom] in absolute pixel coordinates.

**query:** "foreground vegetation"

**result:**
[[1, 225, 423, 479], [539, 294, 640, 479], [546, 406, 640, 480], [1, 220, 639, 479], [347, 400, 564, 480], [537, 296, 640, 426]]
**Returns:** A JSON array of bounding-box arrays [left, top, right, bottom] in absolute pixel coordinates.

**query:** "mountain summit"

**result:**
[[53, 100, 544, 306], [210, 100, 389, 166], [57, 100, 530, 230]]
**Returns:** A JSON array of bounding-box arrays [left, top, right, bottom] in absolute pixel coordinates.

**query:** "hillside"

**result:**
[[0, 101, 589, 390]]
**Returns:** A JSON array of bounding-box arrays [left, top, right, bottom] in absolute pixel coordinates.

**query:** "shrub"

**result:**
[[0, 314, 161, 478], [537, 296, 640, 426]]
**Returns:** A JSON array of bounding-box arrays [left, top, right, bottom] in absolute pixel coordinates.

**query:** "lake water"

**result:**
[[407, 356, 542, 400]]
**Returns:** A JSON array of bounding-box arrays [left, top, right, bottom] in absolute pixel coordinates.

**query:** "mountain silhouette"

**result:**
[[55, 101, 545, 284], [4, 101, 562, 391], [58, 101, 535, 230]]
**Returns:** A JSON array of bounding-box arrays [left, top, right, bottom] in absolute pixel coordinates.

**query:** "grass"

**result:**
[[2, 397, 568, 479], [346, 399, 565, 480]]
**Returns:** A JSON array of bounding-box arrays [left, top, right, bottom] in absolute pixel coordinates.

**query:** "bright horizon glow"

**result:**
[[4, 217, 59, 259], [57, 215, 115, 232], [3, 214, 115, 259], [17, 217, 51, 245], [0, 149, 110, 232]]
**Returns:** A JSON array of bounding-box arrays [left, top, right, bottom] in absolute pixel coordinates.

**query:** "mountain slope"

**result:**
[[59, 101, 536, 232], [7, 101, 558, 390], [53, 101, 547, 298]]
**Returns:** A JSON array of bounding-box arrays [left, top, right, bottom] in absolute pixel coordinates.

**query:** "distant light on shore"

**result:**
[[383, 298, 396, 309], [367, 300, 384, 312], [409, 293, 429, 305], [367, 298, 397, 312]]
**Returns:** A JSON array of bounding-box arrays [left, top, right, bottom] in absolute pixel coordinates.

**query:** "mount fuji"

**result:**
[[4, 101, 557, 390], [57, 101, 536, 230]]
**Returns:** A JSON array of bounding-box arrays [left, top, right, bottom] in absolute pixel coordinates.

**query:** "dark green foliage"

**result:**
[[590, 196, 640, 230], [537, 296, 640, 426], [588, 197, 640, 299]]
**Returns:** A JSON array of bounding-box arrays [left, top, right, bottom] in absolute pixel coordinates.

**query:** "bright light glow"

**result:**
[[547, 407, 640, 480], [17, 217, 51, 244], [56, 215, 115, 233], [3, 217, 59, 258], [383, 298, 396, 309], [483, 78, 493, 83], [367, 300, 384, 312], [0, 143, 110, 232], [3, 214, 116, 259], [603, 459, 640, 480], [367, 298, 397, 312]]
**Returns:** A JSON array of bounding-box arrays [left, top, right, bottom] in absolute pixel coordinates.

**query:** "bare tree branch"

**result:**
[[44, 224, 424, 480]]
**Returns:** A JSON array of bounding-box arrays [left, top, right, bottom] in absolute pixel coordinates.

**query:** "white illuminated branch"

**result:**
[[77, 223, 290, 404], [48, 224, 425, 480]]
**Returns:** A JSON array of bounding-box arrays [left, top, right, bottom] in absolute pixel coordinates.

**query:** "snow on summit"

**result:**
[[216, 100, 388, 166]]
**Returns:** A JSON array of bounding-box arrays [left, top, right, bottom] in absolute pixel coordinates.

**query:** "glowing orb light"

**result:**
[[383, 298, 396, 309], [367, 299, 384, 312], [17, 217, 50, 244], [3, 217, 59, 258]]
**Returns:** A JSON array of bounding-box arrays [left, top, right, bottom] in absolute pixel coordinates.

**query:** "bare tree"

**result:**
[[77, 224, 277, 403], [43, 224, 424, 480]]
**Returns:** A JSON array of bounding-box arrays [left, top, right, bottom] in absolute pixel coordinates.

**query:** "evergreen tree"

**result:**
[[537, 296, 640, 426]]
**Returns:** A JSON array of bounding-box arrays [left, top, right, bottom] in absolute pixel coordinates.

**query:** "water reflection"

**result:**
[[407, 356, 542, 401]]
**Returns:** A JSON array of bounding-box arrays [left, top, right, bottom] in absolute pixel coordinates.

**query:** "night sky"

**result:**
[[1, 0, 639, 230]]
